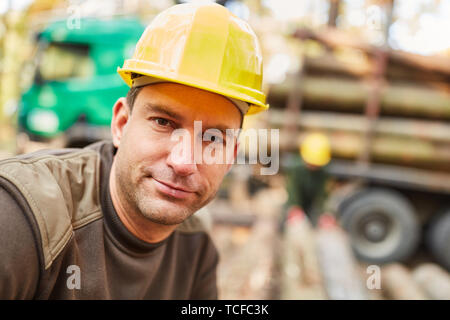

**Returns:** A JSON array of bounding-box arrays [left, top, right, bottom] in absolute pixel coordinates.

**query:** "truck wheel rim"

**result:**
[[361, 215, 389, 242], [349, 210, 401, 259]]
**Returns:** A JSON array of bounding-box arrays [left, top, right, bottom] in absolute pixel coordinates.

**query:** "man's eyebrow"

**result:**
[[143, 102, 184, 121], [143, 102, 239, 133], [205, 125, 235, 134]]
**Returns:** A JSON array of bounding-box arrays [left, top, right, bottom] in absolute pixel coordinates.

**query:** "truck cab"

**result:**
[[19, 18, 145, 147]]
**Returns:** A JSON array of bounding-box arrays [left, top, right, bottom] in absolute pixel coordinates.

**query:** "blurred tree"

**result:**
[[0, 0, 66, 154], [0, 0, 17, 154], [328, 0, 341, 27]]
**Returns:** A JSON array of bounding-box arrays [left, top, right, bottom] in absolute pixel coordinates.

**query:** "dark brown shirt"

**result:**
[[0, 141, 219, 299]]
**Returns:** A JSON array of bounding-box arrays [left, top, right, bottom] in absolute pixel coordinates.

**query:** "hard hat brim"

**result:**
[[118, 63, 269, 116]]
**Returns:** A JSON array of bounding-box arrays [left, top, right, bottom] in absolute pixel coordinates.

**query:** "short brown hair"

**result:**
[[125, 85, 143, 112]]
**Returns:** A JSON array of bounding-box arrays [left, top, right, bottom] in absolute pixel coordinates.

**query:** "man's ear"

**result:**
[[111, 97, 130, 148]]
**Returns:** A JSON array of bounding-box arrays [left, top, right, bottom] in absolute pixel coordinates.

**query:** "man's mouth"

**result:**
[[151, 177, 195, 200]]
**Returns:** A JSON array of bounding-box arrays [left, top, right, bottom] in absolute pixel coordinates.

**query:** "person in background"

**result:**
[[281, 132, 332, 229]]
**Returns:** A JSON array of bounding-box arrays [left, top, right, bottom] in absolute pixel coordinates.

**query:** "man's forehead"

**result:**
[[135, 83, 242, 129]]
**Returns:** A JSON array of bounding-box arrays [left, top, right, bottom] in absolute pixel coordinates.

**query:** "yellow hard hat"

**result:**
[[300, 132, 331, 167], [118, 2, 268, 115]]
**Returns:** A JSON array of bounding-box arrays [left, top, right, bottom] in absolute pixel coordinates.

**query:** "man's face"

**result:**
[[112, 83, 241, 225]]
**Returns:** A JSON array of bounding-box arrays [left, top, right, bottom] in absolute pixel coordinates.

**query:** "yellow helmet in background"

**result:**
[[300, 133, 331, 167], [118, 2, 268, 115]]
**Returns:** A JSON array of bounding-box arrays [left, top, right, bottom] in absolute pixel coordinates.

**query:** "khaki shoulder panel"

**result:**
[[0, 149, 103, 269]]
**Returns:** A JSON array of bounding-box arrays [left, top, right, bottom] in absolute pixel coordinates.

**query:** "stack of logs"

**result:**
[[261, 28, 450, 172]]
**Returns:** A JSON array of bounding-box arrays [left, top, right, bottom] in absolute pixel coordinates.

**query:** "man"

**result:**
[[0, 2, 268, 299], [281, 132, 332, 229]]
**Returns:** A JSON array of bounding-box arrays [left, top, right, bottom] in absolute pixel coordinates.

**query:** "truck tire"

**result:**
[[426, 209, 450, 271], [339, 188, 420, 264]]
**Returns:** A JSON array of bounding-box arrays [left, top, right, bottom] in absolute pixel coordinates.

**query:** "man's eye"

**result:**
[[154, 118, 170, 126], [204, 132, 224, 144]]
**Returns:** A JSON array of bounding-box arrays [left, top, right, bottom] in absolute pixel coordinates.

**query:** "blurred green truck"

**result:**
[[19, 17, 145, 147]]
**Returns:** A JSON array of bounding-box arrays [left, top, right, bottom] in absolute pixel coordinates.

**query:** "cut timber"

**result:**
[[327, 159, 450, 194], [315, 216, 368, 300], [293, 27, 450, 76], [304, 54, 449, 83], [269, 76, 450, 119], [304, 54, 373, 77], [216, 218, 276, 299], [278, 129, 450, 171], [412, 263, 450, 300], [381, 264, 428, 300], [270, 110, 450, 143], [280, 208, 326, 299]]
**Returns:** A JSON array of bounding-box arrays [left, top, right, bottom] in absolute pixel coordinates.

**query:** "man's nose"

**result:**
[[167, 139, 199, 177]]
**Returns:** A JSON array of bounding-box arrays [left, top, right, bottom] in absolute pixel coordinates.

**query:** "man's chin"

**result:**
[[135, 180, 199, 222], [136, 196, 196, 226]]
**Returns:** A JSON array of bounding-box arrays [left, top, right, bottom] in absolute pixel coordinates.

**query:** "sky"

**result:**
[[0, 0, 33, 14], [389, 0, 450, 55], [263, 0, 450, 55]]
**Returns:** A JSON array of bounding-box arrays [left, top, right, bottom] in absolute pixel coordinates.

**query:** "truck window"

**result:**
[[38, 42, 94, 81]]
